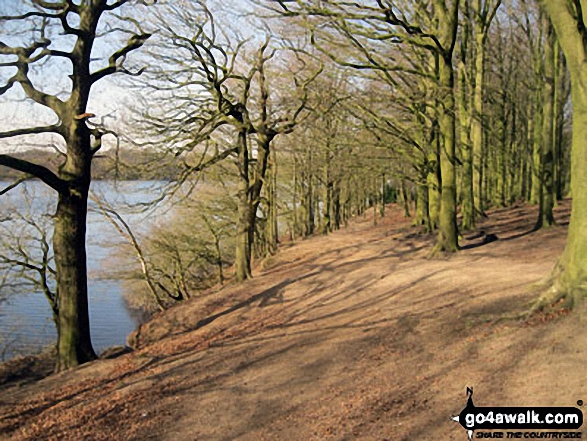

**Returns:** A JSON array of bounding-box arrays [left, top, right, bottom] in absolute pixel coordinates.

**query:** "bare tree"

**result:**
[[137, 1, 321, 281], [0, 195, 57, 329], [0, 0, 152, 370]]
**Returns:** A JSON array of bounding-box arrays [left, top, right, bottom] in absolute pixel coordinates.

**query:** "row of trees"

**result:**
[[0, 0, 586, 370]]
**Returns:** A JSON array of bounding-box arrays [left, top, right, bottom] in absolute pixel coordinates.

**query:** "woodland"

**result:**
[[0, 0, 586, 412]]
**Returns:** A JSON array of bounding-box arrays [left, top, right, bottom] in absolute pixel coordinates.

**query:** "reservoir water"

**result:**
[[0, 180, 165, 360]]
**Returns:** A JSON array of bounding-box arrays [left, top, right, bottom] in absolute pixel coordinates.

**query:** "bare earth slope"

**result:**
[[1, 201, 586, 440]]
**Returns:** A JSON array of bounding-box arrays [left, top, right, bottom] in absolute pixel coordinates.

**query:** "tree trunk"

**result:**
[[498, 94, 508, 207], [322, 157, 332, 234], [333, 183, 341, 230], [459, 61, 475, 229], [214, 234, 224, 285], [553, 42, 567, 201], [434, 51, 459, 253], [534, 0, 587, 309], [54, 182, 96, 371], [54, 118, 97, 371], [400, 179, 410, 218], [535, 17, 556, 229], [553, 90, 587, 304], [427, 149, 441, 231], [379, 174, 386, 218], [530, 77, 543, 205], [414, 178, 431, 232], [235, 130, 272, 280], [523, 111, 533, 201], [458, 11, 474, 230], [304, 151, 315, 236], [292, 155, 298, 241], [508, 103, 519, 204], [471, 31, 486, 217], [536, 82, 587, 308], [267, 149, 278, 255], [235, 131, 252, 282]]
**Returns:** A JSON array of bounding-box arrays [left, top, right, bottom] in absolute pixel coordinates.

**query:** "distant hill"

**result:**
[[0, 148, 183, 181]]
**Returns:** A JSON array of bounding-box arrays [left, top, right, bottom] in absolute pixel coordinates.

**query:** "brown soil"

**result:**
[[1, 201, 586, 441]]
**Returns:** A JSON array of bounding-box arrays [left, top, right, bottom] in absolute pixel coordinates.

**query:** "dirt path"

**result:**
[[1, 201, 586, 440]]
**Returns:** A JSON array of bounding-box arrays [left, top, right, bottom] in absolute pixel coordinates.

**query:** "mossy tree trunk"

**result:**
[[235, 130, 254, 282], [235, 130, 275, 281], [414, 169, 432, 232], [469, 0, 502, 220], [379, 174, 386, 219], [528, 16, 545, 205], [435, 51, 460, 252], [458, 26, 475, 230], [427, 146, 441, 231], [535, 16, 556, 230], [322, 149, 332, 234], [471, 33, 486, 215], [523, 112, 534, 201], [292, 156, 299, 241], [304, 153, 315, 236], [267, 148, 279, 256], [534, 0, 587, 309], [400, 179, 411, 218], [553, 42, 569, 201], [333, 182, 342, 229], [433, 0, 460, 254]]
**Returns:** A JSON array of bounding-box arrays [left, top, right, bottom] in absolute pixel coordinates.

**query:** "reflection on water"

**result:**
[[0, 180, 165, 360]]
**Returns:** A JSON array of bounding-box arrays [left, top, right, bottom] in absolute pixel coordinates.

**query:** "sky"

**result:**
[[0, 0, 264, 154], [0, 0, 158, 153]]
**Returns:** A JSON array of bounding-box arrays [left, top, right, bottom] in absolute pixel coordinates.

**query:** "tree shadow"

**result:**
[[192, 273, 318, 331]]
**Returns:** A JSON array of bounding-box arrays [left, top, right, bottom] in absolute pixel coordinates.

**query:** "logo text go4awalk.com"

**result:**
[[452, 388, 583, 440]]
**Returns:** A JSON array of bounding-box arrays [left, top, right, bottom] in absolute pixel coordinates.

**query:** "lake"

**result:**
[[0, 180, 166, 361]]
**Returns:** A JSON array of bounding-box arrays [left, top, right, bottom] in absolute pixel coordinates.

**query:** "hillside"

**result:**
[[1, 201, 586, 440]]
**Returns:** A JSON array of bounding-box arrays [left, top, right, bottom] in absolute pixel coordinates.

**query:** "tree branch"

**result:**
[[90, 32, 152, 84], [104, 0, 130, 11], [0, 124, 61, 140], [0, 177, 31, 196], [0, 11, 61, 20], [32, 0, 68, 10], [0, 155, 66, 193]]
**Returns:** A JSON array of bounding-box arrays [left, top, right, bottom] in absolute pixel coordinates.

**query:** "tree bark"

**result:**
[[333, 183, 341, 230], [435, 51, 460, 252], [471, 31, 486, 218], [322, 154, 332, 234], [530, 59, 544, 205], [427, 151, 441, 231], [54, 176, 96, 370], [471, 0, 502, 214], [535, 17, 556, 229], [534, 0, 587, 309], [268, 149, 279, 255], [458, 49, 475, 230], [235, 131, 252, 282], [414, 177, 431, 232], [553, 42, 567, 201], [431, 0, 460, 254]]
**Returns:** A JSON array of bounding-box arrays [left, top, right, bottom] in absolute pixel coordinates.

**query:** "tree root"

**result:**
[[427, 243, 456, 259], [527, 285, 568, 318], [525, 266, 581, 319]]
